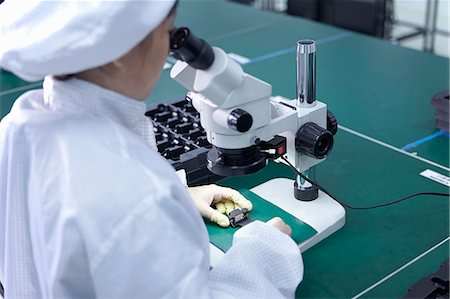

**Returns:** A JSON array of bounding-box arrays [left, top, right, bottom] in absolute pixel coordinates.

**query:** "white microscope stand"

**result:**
[[209, 171, 346, 267], [169, 31, 345, 266]]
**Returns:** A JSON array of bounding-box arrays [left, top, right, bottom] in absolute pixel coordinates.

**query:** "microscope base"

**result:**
[[250, 177, 346, 252]]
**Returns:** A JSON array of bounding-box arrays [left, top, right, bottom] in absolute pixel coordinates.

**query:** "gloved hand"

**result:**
[[267, 217, 292, 236], [188, 184, 253, 227]]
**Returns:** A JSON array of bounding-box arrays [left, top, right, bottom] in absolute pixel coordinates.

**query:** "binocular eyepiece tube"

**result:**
[[170, 27, 215, 70]]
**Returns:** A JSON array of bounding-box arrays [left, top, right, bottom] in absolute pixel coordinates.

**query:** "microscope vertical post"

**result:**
[[295, 40, 319, 201], [296, 40, 316, 108]]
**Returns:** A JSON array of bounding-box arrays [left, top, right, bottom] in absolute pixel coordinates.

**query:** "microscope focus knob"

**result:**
[[296, 123, 334, 159], [228, 109, 253, 132], [327, 110, 338, 135]]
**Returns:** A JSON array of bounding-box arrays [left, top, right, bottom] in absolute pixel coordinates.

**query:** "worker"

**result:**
[[0, 1, 303, 298]]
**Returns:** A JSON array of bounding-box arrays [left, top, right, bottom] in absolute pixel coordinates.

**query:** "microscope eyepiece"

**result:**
[[170, 27, 215, 70]]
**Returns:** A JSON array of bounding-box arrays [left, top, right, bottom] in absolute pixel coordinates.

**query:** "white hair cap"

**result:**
[[0, 0, 176, 82]]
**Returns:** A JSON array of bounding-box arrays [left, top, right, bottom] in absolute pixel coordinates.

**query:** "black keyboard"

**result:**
[[146, 97, 223, 186]]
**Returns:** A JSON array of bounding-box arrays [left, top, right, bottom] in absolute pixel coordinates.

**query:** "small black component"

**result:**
[[167, 117, 181, 128], [326, 110, 338, 135], [187, 128, 203, 140], [296, 122, 334, 159], [154, 111, 172, 122], [157, 140, 172, 152], [259, 135, 287, 159], [195, 136, 211, 147], [154, 132, 163, 142], [404, 259, 449, 299], [170, 27, 215, 70], [227, 108, 253, 132], [163, 145, 185, 160], [174, 122, 193, 134], [228, 208, 252, 227]]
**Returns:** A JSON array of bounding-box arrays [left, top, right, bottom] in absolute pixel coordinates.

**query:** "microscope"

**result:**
[[169, 27, 345, 253]]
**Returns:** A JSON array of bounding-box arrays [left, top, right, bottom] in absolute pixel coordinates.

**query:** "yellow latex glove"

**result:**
[[187, 184, 253, 227]]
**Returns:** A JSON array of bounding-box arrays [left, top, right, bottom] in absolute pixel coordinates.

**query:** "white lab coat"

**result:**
[[0, 77, 303, 298]]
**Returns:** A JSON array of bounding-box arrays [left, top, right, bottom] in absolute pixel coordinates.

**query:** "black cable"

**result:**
[[280, 156, 450, 210]]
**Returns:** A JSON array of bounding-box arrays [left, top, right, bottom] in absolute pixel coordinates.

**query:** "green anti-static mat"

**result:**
[[205, 161, 317, 252]]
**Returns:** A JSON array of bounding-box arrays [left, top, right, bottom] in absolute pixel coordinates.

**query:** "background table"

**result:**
[[1, 1, 448, 297]]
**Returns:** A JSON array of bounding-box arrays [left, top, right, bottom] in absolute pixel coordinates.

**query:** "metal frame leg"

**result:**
[[424, 0, 439, 53]]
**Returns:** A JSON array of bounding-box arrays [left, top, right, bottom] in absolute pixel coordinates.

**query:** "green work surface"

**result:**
[[1, 0, 449, 297], [297, 128, 448, 297], [364, 239, 449, 298], [403, 133, 450, 167], [0, 69, 34, 91]]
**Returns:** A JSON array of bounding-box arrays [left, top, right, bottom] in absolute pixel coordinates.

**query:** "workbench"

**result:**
[[1, 1, 448, 297]]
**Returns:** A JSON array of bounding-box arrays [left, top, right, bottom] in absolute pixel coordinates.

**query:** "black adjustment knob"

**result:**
[[327, 110, 338, 135], [296, 122, 334, 159], [227, 109, 253, 133]]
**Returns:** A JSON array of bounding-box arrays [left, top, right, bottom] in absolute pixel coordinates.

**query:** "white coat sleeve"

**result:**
[[210, 221, 303, 298]]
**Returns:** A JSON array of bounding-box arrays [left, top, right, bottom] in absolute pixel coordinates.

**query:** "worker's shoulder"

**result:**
[[2, 90, 180, 182], [3, 91, 136, 147], [0, 89, 44, 130], [2, 89, 105, 135]]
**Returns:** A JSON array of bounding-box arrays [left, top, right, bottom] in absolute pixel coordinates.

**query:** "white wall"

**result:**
[[393, 0, 449, 57]]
